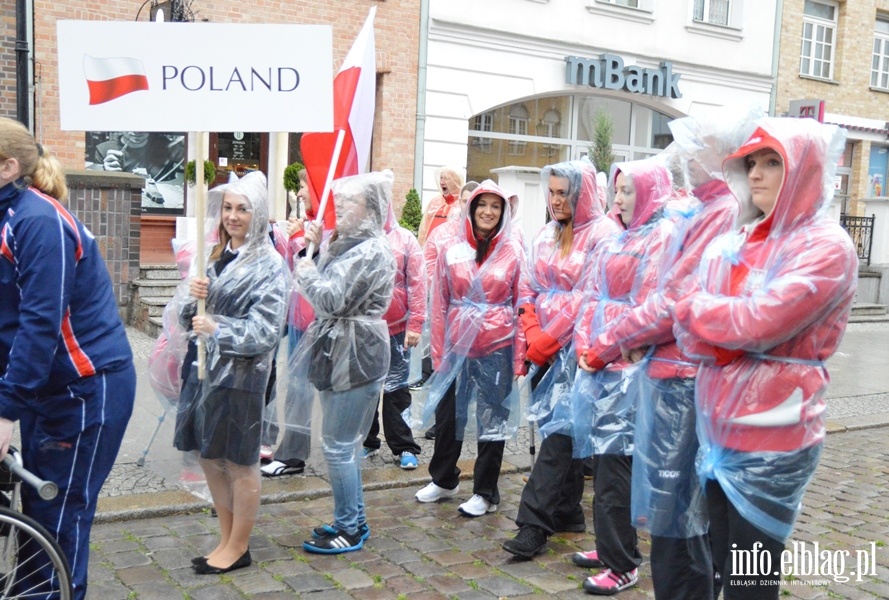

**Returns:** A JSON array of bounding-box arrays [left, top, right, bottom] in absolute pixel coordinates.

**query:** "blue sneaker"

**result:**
[[362, 447, 379, 459], [399, 451, 418, 470], [303, 529, 363, 554], [312, 522, 370, 541]]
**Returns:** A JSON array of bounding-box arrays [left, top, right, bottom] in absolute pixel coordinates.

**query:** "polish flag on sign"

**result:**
[[83, 55, 149, 105], [300, 7, 377, 230]]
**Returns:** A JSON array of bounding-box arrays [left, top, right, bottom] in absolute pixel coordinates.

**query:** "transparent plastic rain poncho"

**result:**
[[172, 171, 289, 468], [673, 118, 859, 542], [570, 157, 674, 458], [288, 171, 396, 421], [409, 217, 462, 384], [417, 166, 465, 247], [418, 179, 526, 441], [148, 188, 227, 414], [382, 201, 427, 392], [147, 301, 189, 410], [519, 159, 620, 437], [603, 106, 761, 537]]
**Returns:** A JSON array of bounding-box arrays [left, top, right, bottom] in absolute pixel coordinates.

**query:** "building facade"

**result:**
[[775, 0, 889, 228], [19, 0, 420, 261], [420, 0, 779, 239]]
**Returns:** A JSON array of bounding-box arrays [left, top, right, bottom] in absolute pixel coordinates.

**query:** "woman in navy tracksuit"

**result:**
[[0, 117, 136, 600]]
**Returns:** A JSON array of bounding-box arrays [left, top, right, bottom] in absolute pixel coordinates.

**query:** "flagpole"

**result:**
[[194, 131, 208, 380], [306, 127, 345, 257]]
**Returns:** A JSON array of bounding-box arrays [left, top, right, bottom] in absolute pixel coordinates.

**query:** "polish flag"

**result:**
[[300, 7, 377, 230], [83, 55, 149, 105]]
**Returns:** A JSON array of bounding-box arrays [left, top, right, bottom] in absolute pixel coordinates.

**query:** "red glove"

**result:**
[[526, 331, 561, 366], [583, 349, 607, 371], [519, 303, 543, 346], [713, 346, 744, 366]]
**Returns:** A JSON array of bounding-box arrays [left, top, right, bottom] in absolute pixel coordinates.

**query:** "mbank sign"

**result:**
[[565, 54, 682, 99], [58, 21, 334, 132]]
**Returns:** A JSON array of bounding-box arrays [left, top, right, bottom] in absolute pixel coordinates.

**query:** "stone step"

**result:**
[[132, 279, 180, 298], [848, 314, 889, 324], [139, 296, 173, 318], [139, 264, 181, 281], [146, 316, 164, 338], [851, 303, 887, 316]]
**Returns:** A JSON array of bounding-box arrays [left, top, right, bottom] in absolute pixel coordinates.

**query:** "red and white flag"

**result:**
[[83, 55, 149, 105], [301, 7, 377, 229]]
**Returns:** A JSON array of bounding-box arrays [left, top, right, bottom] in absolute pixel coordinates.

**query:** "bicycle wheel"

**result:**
[[0, 506, 72, 600]]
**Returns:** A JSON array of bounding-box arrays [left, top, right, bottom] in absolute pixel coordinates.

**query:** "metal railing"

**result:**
[[840, 213, 875, 266]]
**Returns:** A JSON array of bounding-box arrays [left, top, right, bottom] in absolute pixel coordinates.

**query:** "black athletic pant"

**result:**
[[515, 433, 585, 534], [650, 534, 714, 599], [428, 349, 511, 504], [706, 480, 785, 600], [364, 385, 422, 456], [593, 454, 643, 574]]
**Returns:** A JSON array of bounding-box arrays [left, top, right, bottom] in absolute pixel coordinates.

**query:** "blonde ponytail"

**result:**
[[0, 117, 68, 202], [32, 153, 68, 202]]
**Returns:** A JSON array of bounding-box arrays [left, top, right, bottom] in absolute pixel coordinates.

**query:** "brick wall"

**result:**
[[776, 1, 889, 213], [65, 170, 144, 320], [0, 1, 17, 120], [32, 0, 420, 214]]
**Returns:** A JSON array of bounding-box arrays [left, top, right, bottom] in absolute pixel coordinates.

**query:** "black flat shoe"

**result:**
[[193, 549, 251, 575], [191, 556, 208, 566]]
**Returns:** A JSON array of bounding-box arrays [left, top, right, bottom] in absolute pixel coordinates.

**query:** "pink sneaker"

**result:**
[[572, 549, 605, 568], [582, 568, 638, 595]]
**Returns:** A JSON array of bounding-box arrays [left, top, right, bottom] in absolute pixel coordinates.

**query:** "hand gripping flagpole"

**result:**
[[305, 128, 345, 257], [194, 132, 208, 380]]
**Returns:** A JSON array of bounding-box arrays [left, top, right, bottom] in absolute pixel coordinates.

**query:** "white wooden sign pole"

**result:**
[[194, 131, 208, 380]]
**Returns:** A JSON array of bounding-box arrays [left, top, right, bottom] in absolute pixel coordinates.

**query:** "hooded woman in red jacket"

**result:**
[[599, 106, 761, 600], [571, 157, 674, 596], [673, 118, 857, 598], [415, 180, 525, 517], [501, 159, 620, 560]]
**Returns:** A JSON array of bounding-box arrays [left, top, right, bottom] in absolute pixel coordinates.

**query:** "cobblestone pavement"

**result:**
[[85, 427, 889, 600]]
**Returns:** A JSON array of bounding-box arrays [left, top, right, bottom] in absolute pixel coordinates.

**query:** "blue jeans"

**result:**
[[320, 380, 382, 535]]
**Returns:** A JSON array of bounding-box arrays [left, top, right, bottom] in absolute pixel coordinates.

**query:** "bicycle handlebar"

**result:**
[[1, 454, 58, 500]]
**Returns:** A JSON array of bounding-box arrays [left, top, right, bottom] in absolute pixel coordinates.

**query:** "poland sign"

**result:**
[[57, 21, 333, 132]]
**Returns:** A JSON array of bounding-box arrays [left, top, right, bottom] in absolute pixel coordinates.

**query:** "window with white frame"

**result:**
[[800, 0, 838, 80], [508, 104, 529, 156], [588, 0, 654, 23], [873, 15, 889, 90], [599, 0, 639, 6], [472, 112, 494, 152], [694, 0, 730, 25]]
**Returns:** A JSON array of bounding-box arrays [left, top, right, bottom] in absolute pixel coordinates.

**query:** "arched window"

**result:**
[[466, 94, 675, 185]]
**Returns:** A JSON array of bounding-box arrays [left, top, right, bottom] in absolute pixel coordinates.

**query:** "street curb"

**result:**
[[825, 412, 889, 434], [95, 457, 529, 524]]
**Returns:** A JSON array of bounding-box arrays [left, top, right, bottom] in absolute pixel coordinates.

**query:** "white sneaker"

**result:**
[[415, 482, 459, 503], [458, 494, 497, 517]]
